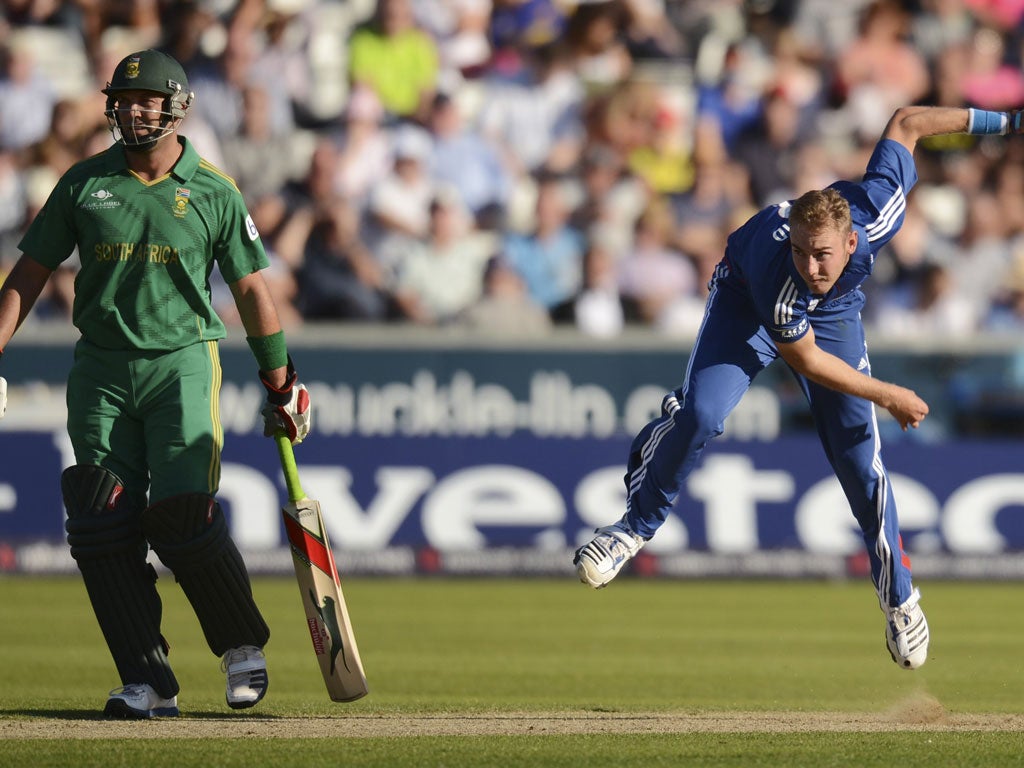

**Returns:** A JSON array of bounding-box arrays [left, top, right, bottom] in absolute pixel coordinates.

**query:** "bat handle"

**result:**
[[274, 432, 307, 503]]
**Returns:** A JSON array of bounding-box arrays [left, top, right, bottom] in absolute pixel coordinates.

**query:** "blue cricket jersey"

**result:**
[[717, 138, 918, 344]]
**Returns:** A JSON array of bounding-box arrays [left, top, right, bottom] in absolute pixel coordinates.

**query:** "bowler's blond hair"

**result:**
[[789, 188, 851, 235]]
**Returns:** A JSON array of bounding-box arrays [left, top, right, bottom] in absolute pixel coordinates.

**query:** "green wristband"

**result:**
[[247, 331, 288, 372]]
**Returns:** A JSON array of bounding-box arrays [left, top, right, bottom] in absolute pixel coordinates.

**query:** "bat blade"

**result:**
[[276, 435, 368, 702]]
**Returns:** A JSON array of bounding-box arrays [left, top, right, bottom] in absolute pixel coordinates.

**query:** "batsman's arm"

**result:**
[[775, 329, 929, 431], [0, 255, 54, 419], [0, 254, 53, 350], [229, 270, 288, 387], [229, 270, 312, 444]]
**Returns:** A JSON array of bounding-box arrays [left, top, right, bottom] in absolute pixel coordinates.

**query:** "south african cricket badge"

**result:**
[[174, 187, 190, 218]]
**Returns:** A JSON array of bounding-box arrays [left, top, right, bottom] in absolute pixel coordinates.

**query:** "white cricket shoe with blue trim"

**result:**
[[104, 683, 179, 719], [885, 588, 929, 669], [574, 520, 645, 588], [222, 645, 269, 709]]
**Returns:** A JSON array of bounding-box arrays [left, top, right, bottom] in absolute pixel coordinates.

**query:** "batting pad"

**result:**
[[142, 494, 270, 655], [62, 465, 179, 699]]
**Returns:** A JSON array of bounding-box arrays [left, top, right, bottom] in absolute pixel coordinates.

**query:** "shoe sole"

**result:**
[[226, 678, 269, 710], [886, 615, 929, 670], [573, 550, 613, 589], [103, 699, 179, 719], [886, 635, 929, 670], [887, 644, 928, 670]]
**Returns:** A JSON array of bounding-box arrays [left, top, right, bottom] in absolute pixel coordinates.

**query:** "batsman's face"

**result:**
[[790, 223, 856, 295], [110, 89, 177, 148]]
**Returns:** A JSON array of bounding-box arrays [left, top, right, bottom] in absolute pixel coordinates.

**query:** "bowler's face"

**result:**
[[790, 223, 857, 295]]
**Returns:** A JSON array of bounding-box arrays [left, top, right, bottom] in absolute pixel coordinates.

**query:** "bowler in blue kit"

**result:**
[[574, 105, 1024, 670]]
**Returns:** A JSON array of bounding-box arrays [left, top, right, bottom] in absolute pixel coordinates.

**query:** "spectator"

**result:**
[[77, 1, 162, 61], [250, 2, 315, 126], [616, 196, 699, 327], [670, 216, 730, 307], [550, 238, 641, 337], [585, 79, 690, 196], [964, 0, 1024, 30], [672, 156, 747, 233], [391, 188, 493, 323], [366, 124, 436, 257], [427, 91, 511, 230], [334, 86, 392, 208], [563, 0, 634, 90], [694, 39, 772, 154], [910, 0, 974, 67], [502, 172, 585, 309], [272, 137, 344, 276], [0, 148, 28, 264], [188, 24, 295, 139], [733, 87, 815, 206], [569, 142, 647, 258], [833, 0, 931, 140], [874, 261, 978, 337], [220, 83, 297, 205], [865, 196, 959, 318], [0, 36, 58, 154], [488, 0, 567, 71], [158, 0, 219, 74], [28, 99, 96, 178], [458, 254, 554, 335], [767, 27, 825, 113], [478, 42, 585, 176], [993, 154, 1024, 239], [985, 247, 1024, 331], [620, 0, 685, 62], [294, 197, 392, 321], [625, 84, 695, 197], [948, 190, 1015, 309], [413, 0, 493, 77], [959, 25, 1024, 111], [929, 38, 972, 109], [347, 0, 440, 123]]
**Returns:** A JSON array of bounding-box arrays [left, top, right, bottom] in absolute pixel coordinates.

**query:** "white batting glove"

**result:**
[[0, 377, 6, 419], [259, 358, 311, 444]]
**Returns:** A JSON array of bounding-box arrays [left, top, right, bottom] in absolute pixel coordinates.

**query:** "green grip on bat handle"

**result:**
[[275, 432, 306, 503]]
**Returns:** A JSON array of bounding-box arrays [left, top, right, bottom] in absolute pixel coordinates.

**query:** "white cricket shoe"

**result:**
[[574, 520, 645, 588], [885, 588, 929, 670], [222, 645, 269, 709], [104, 683, 179, 719]]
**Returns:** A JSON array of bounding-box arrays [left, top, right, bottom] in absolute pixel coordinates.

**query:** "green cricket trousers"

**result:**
[[66, 338, 224, 512]]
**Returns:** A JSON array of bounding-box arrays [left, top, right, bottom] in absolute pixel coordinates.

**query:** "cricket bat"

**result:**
[[275, 433, 368, 702]]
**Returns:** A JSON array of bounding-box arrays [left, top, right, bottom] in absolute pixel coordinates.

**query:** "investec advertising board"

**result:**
[[2, 332, 1024, 578]]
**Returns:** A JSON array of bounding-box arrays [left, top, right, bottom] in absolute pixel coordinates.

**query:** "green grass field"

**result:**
[[2, 575, 1023, 767]]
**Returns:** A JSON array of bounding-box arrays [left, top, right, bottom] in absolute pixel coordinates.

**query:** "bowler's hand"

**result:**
[[259, 358, 311, 444], [886, 385, 929, 431]]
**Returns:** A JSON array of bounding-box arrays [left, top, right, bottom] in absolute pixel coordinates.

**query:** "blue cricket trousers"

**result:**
[[624, 280, 914, 609]]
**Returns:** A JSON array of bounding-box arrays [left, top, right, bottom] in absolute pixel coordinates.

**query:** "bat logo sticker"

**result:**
[[309, 589, 351, 675]]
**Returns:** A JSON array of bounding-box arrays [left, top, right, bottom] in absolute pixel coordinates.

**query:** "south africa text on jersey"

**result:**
[[94, 242, 181, 264]]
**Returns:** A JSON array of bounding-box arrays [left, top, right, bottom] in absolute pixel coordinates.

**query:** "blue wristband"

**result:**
[[967, 108, 1008, 135]]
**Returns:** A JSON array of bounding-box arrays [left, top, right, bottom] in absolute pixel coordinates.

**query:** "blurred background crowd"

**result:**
[[4, 0, 1024, 340]]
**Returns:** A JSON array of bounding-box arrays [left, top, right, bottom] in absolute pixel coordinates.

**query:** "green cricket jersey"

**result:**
[[19, 137, 269, 351]]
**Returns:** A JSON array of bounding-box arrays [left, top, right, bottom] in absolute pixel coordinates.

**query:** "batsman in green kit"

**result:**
[[0, 49, 312, 719]]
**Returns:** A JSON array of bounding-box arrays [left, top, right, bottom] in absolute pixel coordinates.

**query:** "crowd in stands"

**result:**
[[4, 0, 1024, 340]]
